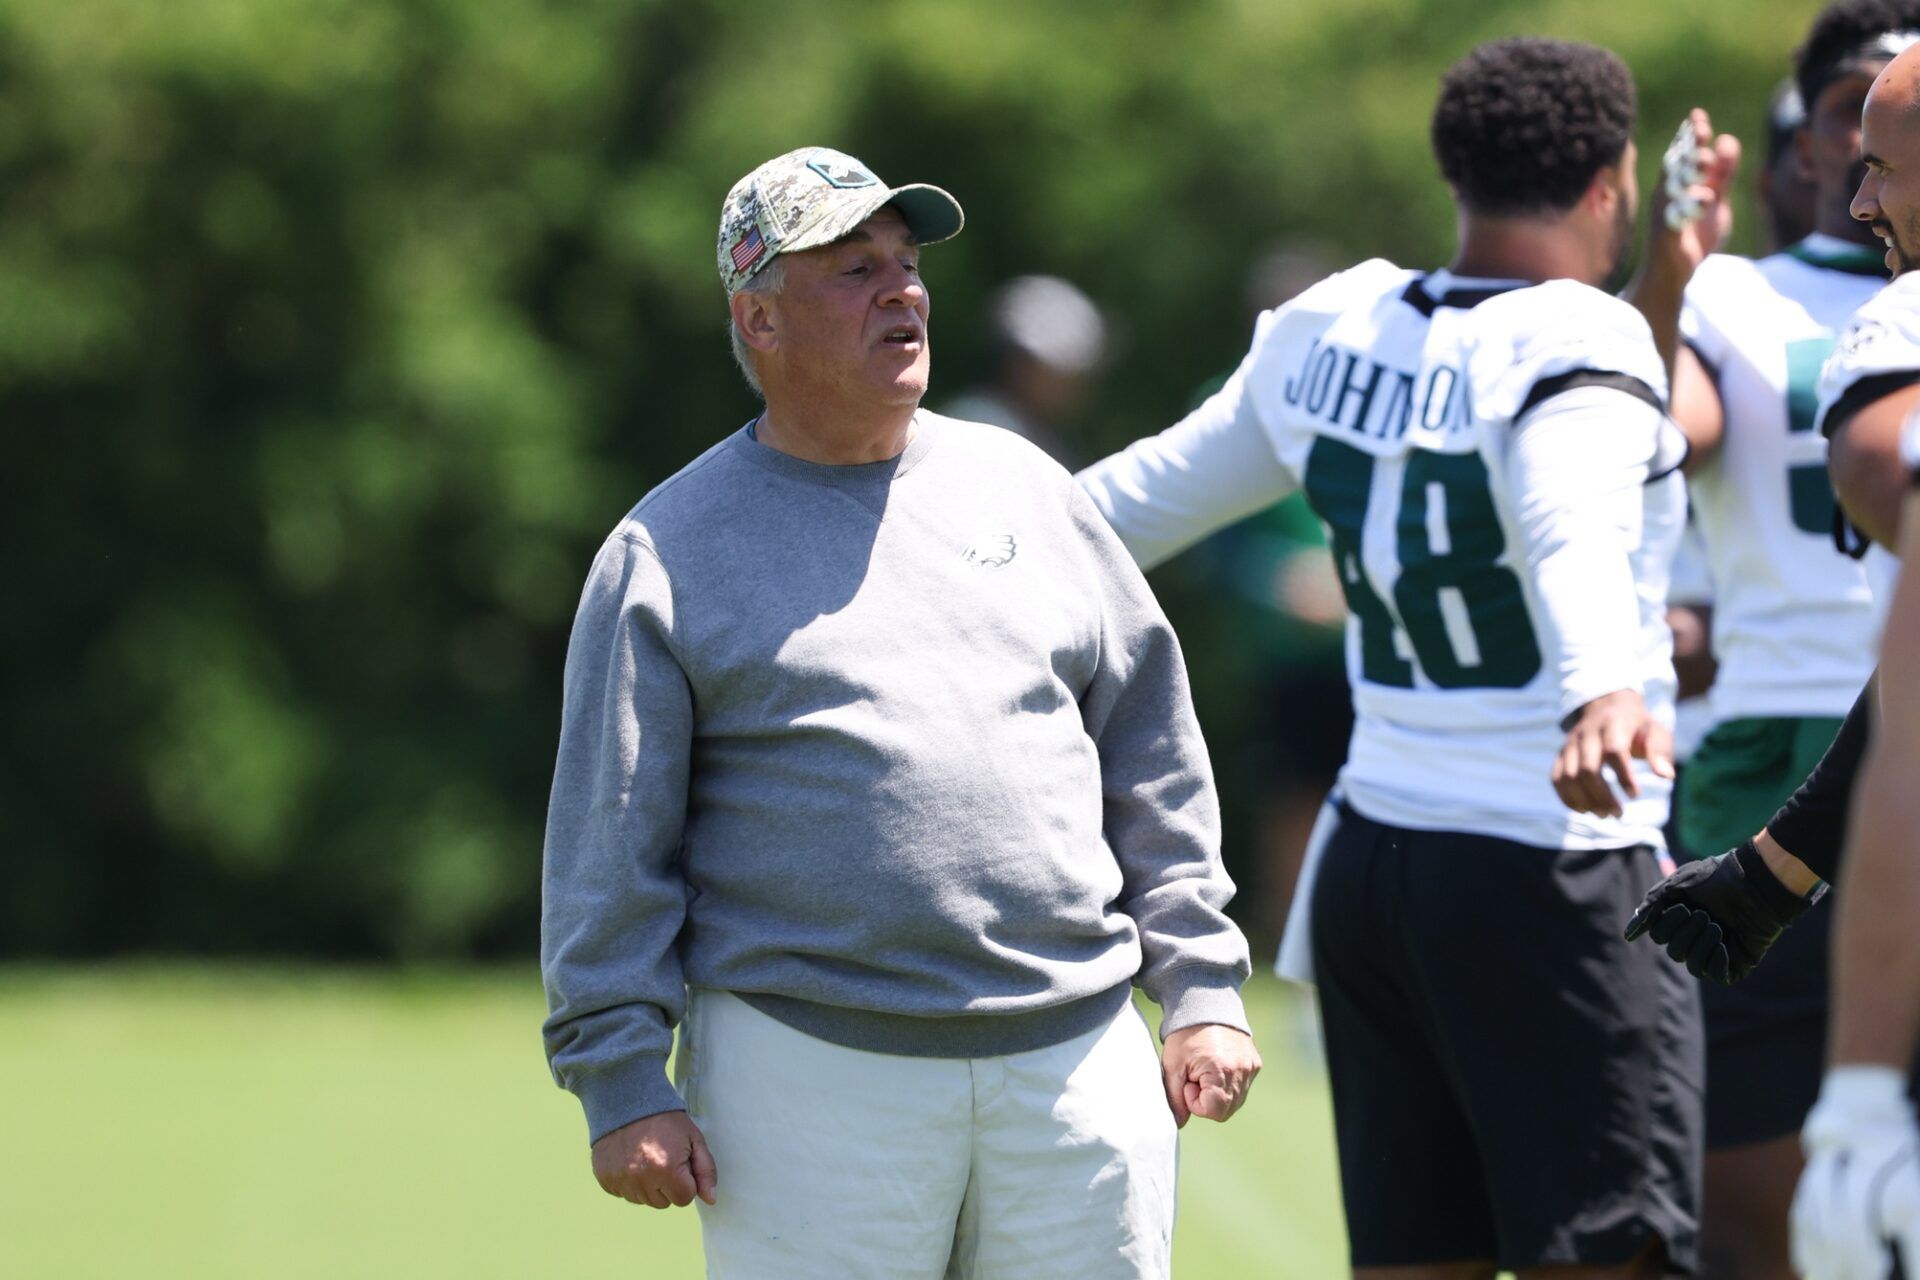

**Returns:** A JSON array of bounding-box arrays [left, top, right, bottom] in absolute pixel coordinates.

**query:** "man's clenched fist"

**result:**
[[1161, 1024, 1261, 1127], [592, 1110, 718, 1209]]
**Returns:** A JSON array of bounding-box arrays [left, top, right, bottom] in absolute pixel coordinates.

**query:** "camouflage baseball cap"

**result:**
[[717, 146, 964, 293]]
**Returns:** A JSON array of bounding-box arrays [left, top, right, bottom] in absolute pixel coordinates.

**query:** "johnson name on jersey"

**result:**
[[1680, 237, 1889, 722], [1078, 259, 1685, 851]]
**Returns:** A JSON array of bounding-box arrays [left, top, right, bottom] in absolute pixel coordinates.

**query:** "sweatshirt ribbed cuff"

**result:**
[[1154, 967, 1251, 1040], [574, 1054, 684, 1144]]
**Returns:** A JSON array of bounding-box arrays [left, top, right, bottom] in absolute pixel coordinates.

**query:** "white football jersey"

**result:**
[[1079, 260, 1685, 850], [1817, 267, 1920, 616], [1680, 235, 1889, 722], [1819, 268, 1920, 429]]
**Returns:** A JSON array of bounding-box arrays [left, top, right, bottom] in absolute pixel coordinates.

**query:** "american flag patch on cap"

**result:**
[[730, 225, 766, 274]]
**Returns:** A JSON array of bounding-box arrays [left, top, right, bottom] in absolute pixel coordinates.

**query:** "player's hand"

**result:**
[[1623, 839, 1813, 984], [1651, 109, 1741, 276], [1553, 688, 1674, 819], [591, 1109, 718, 1209], [1791, 1067, 1920, 1280], [1161, 1024, 1261, 1127]]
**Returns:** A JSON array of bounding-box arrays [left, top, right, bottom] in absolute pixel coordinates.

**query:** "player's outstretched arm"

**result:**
[[1075, 318, 1295, 571]]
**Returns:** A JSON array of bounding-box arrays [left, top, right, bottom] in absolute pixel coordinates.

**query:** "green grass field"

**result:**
[[0, 968, 1346, 1278]]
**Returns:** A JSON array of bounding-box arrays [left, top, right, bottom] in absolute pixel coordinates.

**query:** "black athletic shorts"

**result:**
[[1697, 903, 1920, 1148], [1699, 894, 1833, 1149], [1310, 802, 1704, 1272]]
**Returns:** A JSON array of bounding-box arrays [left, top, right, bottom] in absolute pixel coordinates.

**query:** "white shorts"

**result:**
[[678, 989, 1178, 1279]]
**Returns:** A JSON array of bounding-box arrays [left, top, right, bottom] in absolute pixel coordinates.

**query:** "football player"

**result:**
[[1079, 38, 1696, 1280], [1621, 6, 1920, 1275]]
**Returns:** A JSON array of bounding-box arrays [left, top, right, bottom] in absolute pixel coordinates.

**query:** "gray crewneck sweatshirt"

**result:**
[[541, 412, 1251, 1141]]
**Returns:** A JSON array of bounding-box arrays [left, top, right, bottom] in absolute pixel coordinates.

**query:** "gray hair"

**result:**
[[727, 259, 786, 398]]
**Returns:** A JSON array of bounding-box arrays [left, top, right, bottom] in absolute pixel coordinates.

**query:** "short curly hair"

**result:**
[[1431, 38, 1637, 218], [1795, 0, 1920, 110]]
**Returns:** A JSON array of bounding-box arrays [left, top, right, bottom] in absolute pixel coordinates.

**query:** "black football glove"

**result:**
[[1623, 840, 1816, 984]]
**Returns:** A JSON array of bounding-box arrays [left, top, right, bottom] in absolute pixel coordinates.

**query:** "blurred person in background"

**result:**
[[1621, 8, 1916, 1274], [539, 145, 1258, 1279], [1662, 78, 1822, 780], [1081, 38, 1698, 1278], [1763, 79, 1820, 254], [942, 273, 1108, 467]]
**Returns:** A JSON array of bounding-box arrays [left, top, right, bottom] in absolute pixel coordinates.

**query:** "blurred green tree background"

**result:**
[[0, 0, 1818, 958]]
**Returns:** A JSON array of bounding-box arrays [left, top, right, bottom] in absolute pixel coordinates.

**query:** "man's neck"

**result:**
[[756, 396, 919, 465], [1449, 213, 1600, 287]]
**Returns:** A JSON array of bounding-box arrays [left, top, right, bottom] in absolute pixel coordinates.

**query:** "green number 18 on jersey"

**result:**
[[1303, 436, 1542, 690]]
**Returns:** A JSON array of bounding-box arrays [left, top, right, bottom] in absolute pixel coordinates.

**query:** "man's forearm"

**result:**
[[1766, 674, 1875, 884], [1753, 828, 1821, 897], [1624, 260, 1688, 379], [1074, 374, 1293, 571]]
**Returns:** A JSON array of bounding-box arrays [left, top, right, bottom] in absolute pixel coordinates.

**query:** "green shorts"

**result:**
[[1676, 715, 1845, 860]]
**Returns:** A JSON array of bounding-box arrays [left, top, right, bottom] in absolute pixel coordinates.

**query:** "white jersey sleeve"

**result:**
[[1471, 285, 1673, 719], [1503, 385, 1666, 718], [1073, 311, 1296, 569], [1817, 271, 1920, 440], [1075, 258, 1408, 568]]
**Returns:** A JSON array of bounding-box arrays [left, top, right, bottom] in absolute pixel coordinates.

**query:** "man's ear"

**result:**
[[731, 289, 778, 355], [1585, 162, 1625, 221]]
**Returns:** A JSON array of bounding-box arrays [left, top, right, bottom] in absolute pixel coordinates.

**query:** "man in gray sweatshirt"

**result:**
[[539, 146, 1260, 1279]]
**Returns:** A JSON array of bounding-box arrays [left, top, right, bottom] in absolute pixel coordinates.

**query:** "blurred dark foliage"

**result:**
[[0, 0, 1801, 957]]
